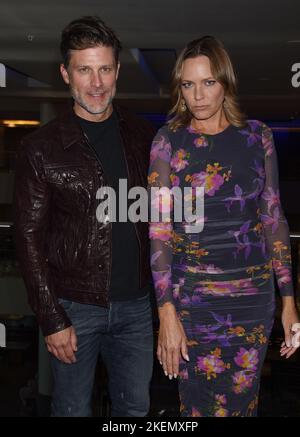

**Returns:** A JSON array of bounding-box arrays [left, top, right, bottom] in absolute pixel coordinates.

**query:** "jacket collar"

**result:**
[[59, 99, 125, 150]]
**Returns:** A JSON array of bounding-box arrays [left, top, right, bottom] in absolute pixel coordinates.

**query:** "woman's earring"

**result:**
[[181, 100, 187, 112], [223, 98, 228, 108]]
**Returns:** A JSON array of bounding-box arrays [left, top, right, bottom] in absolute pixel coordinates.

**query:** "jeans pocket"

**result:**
[[136, 292, 150, 302], [57, 298, 74, 314]]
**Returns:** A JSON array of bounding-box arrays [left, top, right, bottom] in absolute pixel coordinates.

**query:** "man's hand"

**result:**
[[45, 326, 78, 364]]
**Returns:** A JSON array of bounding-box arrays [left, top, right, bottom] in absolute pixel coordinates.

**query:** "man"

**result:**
[[14, 16, 155, 417]]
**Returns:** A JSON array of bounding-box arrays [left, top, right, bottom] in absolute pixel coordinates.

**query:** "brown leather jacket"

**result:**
[[14, 103, 156, 336]]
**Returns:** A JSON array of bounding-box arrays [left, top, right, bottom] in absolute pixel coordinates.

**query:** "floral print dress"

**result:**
[[148, 120, 293, 417]]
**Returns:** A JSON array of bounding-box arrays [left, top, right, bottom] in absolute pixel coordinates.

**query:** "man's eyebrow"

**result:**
[[75, 63, 115, 68]]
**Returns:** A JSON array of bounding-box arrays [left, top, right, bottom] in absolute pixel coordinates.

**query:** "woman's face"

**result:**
[[180, 55, 225, 122]]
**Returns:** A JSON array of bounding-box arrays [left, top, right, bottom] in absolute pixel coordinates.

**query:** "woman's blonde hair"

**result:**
[[168, 36, 247, 131]]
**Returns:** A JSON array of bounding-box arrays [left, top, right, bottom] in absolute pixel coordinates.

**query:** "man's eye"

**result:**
[[79, 67, 89, 73], [101, 67, 112, 73]]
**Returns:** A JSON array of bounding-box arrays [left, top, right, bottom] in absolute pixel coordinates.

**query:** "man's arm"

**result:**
[[14, 138, 72, 337]]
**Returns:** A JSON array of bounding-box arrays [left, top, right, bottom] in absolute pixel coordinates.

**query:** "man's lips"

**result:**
[[88, 92, 107, 98]]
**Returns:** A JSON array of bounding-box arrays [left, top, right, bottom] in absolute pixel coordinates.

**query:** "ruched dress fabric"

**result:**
[[148, 120, 294, 417]]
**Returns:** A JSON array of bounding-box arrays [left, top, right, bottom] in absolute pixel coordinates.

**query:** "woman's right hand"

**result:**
[[157, 303, 189, 379]]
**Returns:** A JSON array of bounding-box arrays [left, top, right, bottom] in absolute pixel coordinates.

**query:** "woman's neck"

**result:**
[[191, 110, 229, 135]]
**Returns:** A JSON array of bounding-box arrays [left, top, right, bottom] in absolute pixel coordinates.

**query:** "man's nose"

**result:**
[[91, 71, 103, 88]]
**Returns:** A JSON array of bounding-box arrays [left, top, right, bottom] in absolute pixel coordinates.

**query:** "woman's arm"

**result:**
[[148, 128, 189, 378], [260, 124, 299, 358]]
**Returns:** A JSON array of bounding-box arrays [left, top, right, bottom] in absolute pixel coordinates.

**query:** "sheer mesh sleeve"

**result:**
[[260, 123, 294, 296], [148, 128, 175, 306]]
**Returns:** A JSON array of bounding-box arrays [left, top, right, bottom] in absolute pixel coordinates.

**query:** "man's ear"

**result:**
[[116, 62, 120, 81], [60, 64, 70, 85]]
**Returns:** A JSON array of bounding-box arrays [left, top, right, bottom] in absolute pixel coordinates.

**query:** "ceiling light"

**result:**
[[0, 119, 40, 128]]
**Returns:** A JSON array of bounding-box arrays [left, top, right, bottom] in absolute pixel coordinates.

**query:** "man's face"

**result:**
[[60, 45, 120, 122]]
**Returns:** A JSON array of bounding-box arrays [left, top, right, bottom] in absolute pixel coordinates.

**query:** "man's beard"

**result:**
[[72, 89, 114, 115]]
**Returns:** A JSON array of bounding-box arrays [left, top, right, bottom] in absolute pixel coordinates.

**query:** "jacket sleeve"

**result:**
[[148, 128, 175, 307], [14, 139, 72, 336], [260, 124, 294, 296]]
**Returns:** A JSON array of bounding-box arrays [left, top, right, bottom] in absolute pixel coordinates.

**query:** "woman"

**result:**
[[148, 36, 299, 417]]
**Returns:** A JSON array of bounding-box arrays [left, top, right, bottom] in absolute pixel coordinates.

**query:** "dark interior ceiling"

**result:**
[[0, 0, 299, 120]]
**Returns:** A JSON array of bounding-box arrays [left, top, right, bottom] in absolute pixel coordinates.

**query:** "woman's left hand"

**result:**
[[280, 304, 300, 359]]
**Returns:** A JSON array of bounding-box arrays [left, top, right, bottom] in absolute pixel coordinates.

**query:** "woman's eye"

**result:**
[[182, 82, 192, 89], [206, 80, 216, 86]]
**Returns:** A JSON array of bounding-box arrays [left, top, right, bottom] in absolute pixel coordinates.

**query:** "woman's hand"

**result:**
[[157, 303, 189, 379], [280, 297, 300, 359]]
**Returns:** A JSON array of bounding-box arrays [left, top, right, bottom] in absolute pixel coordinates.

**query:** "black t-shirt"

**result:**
[[77, 111, 149, 301]]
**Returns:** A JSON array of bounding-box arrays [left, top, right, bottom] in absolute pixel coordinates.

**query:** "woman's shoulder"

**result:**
[[155, 124, 170, 136], [153, 123, 185, 141], [243, 119, 271, 133], [241, 120, 274, 156]]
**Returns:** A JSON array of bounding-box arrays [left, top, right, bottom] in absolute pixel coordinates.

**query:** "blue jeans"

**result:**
[[50, 293, 153, 417]]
